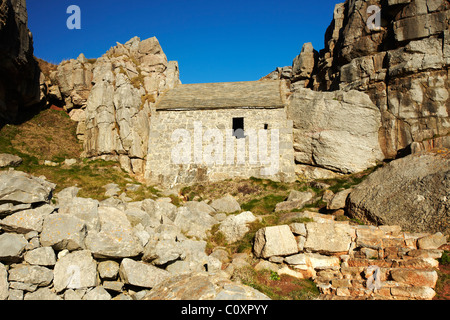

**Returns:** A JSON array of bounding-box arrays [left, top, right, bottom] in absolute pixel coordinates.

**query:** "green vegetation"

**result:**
[[0, 108, 160, 201], [232, 267, 320, 300]]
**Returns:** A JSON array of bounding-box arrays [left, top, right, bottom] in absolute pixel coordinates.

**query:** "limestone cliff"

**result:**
[[289, 0, 450, 159], [0, 0, 41, 123]]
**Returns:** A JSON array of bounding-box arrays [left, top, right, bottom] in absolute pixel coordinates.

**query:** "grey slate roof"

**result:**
[[155, 80, 286, 110]]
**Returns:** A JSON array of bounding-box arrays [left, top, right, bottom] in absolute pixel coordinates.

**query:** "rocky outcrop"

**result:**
[[289, 0, 450, 160], [46, 36, 181, 178], [347, 149, 450, 234], [49, 53, 95, 112], [81, 36, 180, 177], [0, 0, 42, 122]]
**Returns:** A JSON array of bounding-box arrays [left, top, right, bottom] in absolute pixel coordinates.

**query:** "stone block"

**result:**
[[390, 269, 438, 287], [253, 225, 298, 258], [304, 222, 353, 253]]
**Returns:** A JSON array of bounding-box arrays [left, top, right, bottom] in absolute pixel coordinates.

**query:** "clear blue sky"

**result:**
[[27, 0, 342, 84]]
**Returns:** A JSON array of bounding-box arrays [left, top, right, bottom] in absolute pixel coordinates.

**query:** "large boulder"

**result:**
[[143, 273, 270, 300], [81, 36, 181, 177], [0, 171, 56, 214], [53, 250, 98, 293], [119, 258, 170, 289], [287, 88, 384, 174], [347, 150, 450, 234], [84, 206, 144, 258]]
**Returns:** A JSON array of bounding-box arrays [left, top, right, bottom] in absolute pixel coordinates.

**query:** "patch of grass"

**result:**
[[440, 251, 450, 265], [241, 194, 287, 215]]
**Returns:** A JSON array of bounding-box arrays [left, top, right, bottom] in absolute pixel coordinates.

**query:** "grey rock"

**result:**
[[83, 286, 112, 300], [210, 194, 241, 213], [8, 265, 53, 287], [102, 281, 124, 293], [97, 260, 120, 280], [347, 151, 450, 234], [58, 197, 100, 231], [84, 206, 143, 258], [417, 232, 447, 249], [24, 288, 63, 300], [289, 223, 307, 236], [174, 206, 217, 240], [0, 204, 54, 233], [53, 250, 98, 293], [24, 247, 56, 266], [304, 222, 354, 253], [0, 154, 22, 168], [218, 211, 257, 243], [288, 89, 383, 174], [327, 189, 353, 210], [0, 233, 28, 262], [142, 239, 183, 266], [119, 258, 170, 289], [144, 273, 270, 300], [40, 214, 87, 251], [56, 187, 80, 202], [0, 263, 8, 300], [0, 171, 56, 207]]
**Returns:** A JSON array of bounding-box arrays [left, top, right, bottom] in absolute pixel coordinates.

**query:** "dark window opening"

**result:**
[[264, 123, 269, 130], [233, 117, 245, 139]]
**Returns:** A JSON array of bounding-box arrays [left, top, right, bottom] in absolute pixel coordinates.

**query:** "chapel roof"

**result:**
[[155, 80, 286, 110]]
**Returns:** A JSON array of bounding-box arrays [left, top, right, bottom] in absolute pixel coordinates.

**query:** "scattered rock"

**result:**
[[275, 191, 314, 212], [143, 273, 270, 300], [0, 233, 28, 262], [53, 250, 98, 293], [119, 258, 170, 289], [0, 154, 22, 168], [24, 246, 57, 266], [0, 171, 55, 209], [327, 189, 352, 210], [253, 225, 298, 258], [210, 194, 241, 213], [40, 214, 87, 251], [218, 211, 257, 243], [8, 264, 53, 287]]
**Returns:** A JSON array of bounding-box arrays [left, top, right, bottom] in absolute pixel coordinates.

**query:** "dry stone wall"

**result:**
[[253, 211, 447, 300]]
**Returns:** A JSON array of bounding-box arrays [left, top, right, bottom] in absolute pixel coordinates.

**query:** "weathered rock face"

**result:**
[[287, 88, 384, 174], [289, 0, 450, 160], [47, 36, 181, 178], [80, 36, 181, 177], [50, 53, 95, 112], [0, 0, 42, 122], [347, 150, 450, 234]]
